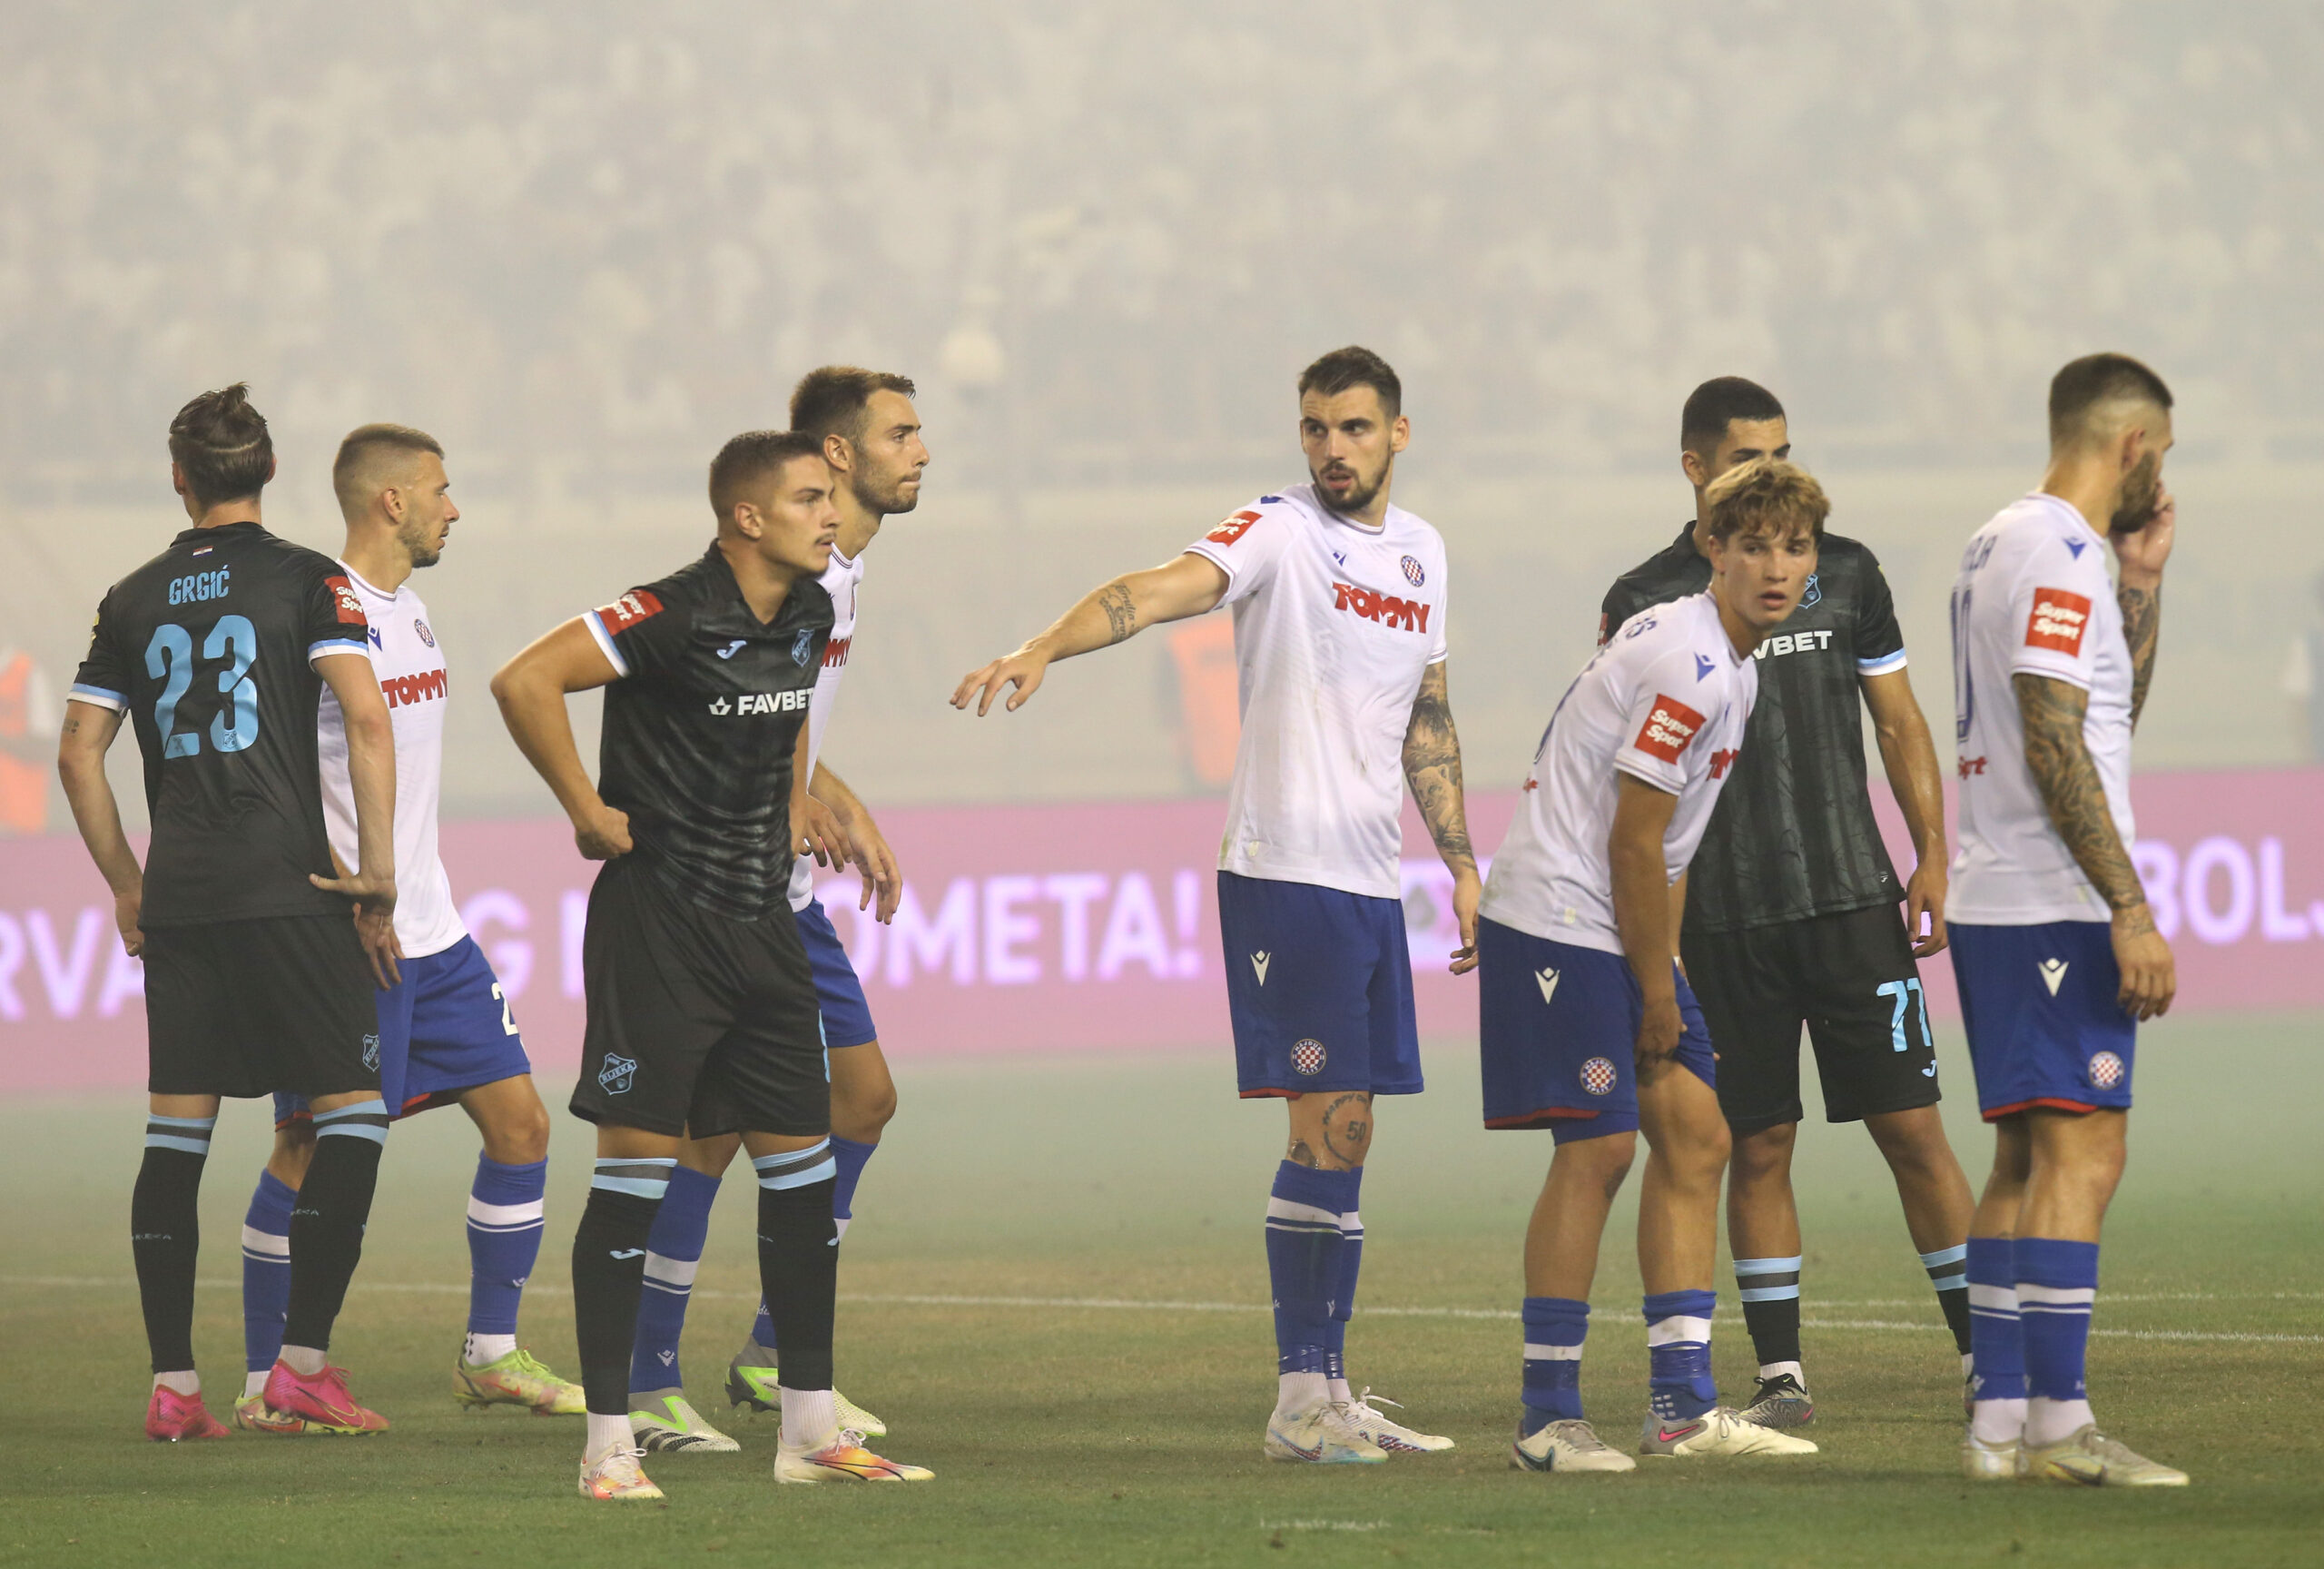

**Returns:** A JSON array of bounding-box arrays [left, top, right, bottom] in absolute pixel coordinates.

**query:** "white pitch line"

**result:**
[[6, 1276, 2318, 1345]]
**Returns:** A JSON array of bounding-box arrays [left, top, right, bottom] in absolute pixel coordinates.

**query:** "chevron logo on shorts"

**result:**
[[2038, 958, 2069, 996], [1535, 967, 1561, 1005], [1251, 952, 1272, 985]]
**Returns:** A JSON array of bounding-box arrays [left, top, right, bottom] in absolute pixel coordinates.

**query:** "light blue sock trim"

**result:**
[[753, 1140, 837, 1190], [1922, 1242, 1970, 1289], [592, 1157, 675, 1200], [756, 1157, 838, 1191], [313, 1098, 391, 1144], [144, 1113, 218, 1155]]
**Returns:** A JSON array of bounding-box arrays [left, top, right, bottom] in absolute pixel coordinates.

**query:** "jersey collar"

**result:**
[[698, 543, 832, 633], [333, 560, 399, 603], [171, 519, 268, 548], [2025, 489, 2104, 544]]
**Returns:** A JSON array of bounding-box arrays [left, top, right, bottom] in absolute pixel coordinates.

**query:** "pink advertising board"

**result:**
[[3, 767, 2319, 1091]]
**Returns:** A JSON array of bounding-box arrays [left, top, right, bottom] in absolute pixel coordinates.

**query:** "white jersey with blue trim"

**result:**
[[1181, 483, 1450, 901], [316, 563, 466, 958], [1481, 591, 1758, 956], [786, 545, 865, 913]]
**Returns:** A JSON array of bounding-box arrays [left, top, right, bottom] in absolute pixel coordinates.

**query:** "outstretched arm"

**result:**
[[1403, 660, 1482, 973], [951, 553, 1229, 716], [1861, 666, 1949, 958], [490, 618, 634, 861], [56, 701, 143, 957], [2014, 672, 2173, 1019]]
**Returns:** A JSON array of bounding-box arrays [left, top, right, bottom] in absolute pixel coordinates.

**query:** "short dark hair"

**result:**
[[2048, 353, 2172, 448], [1680, 377, 1786, 458], [169, 383, 274, 508], [1297, 346, 1402, 419], [331, 422, 444, 517], [790, 366, 918, 446], [708, 429, 825, 520], [1704, 458, 1828, 546]]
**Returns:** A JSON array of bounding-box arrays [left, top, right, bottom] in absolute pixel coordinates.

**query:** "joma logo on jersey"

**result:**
[[709, 690, 810, 715], [166, 566, 231, 605], [379, 668, 448, 708], [1632, 694, 1706, 764], [823, 635, 852, 669], [1709, 747, 1740, 779], [1206, 510, 1262, 546], [1752, 628, 1836, 659], [2024, 587, 2093, 656], [598, 589, 665, 630], [1331, 581, 1432, 634]]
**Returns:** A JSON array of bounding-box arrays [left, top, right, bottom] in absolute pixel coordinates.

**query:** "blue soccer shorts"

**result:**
[[1478, 917, 1716, 1143], [1950, 920, 2136, 1120], [1217, 871, 1423, 1100], [275, 934, 532, 1124], [793, 897, 879, 1050]]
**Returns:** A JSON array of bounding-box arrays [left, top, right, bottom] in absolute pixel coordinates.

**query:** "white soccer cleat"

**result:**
[[1511, 1418, 1638, 1473], [577, 1446, 665, 1501], [629, 1392, 740, 1454], [1639, 1406, 1819, 1457], [1264, 1401, 1389, 1465], [1342, 1388, 1454, 1454], [773, 1429, 932, 1483], [1961, 1428, 2022, 1482], [2022, 1425, 2188, 1486]]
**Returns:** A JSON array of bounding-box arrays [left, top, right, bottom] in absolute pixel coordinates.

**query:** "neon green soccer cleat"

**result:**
[[453, 1347, 586, 1415], [725, 1350, 887, 1437], [631, 1390, 741, 1453]]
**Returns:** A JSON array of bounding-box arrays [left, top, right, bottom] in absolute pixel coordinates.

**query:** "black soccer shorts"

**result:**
[[569, 853, 829, 1140], [143, 913, 380, 1100], [1680, 903, 1940, 1136]]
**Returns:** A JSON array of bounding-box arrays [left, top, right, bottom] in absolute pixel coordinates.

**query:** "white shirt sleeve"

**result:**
[[1184, 500, 1292, 606], [2005, 533, 2113, 692], [1426, 553, 1450, 666], [1611, 646, 1715, 795]]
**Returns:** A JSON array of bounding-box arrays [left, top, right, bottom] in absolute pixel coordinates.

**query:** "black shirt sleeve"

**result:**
[[589, 583, 694, 679], [305, 566, 372, 664], [1853, 545, 1907, 672], [70, 591, 132, 710], [1599, 577, 1645, 647]]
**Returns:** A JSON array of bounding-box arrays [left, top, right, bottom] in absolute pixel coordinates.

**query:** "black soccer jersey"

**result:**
[[70, 521, 374, 926], [1598, 522, 1909, 933], [586, 546, 832, 921]]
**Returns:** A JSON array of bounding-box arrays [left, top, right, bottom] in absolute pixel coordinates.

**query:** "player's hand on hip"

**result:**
[[571, 802, 633, 861], [952, 648, 1049, 715], [795, 795, 852, 873], [1905, 862, 1949, 958], [1633, 992, 1684, 1083], [112, 888, 144, 959], [1446, 865, 1482, 974], [2111, 905, 2175, 1021], [354, 903, 404, 990], [2111, 488, 2175, 585]]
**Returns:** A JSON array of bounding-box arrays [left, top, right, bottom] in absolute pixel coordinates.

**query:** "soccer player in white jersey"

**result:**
[[1949, 354, 2185, 1487], [235, 425, 583, 1432], [1480, 459, 1823, 1471], [622, 369, 925, 1454], [954, 347, 1479, 1465]]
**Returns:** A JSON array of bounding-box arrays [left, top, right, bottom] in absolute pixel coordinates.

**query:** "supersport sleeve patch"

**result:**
[[1185, 499, 1289, 606], [1631, 693, 1707, 764], [589, 587, 684, 679], [323, 574, 369, 626], [1204, 509, 1262, 546], [2023, 587, 2093, 656]]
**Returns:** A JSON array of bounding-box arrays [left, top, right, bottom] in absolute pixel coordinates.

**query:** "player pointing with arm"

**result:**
[[1950, 354, 2185, 1487], [57, 385, 401, 1440], [1482, 459, 1825, 1472], [955, 347, 1479, 1464]]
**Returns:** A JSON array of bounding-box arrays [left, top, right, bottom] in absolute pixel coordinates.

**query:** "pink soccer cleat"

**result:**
[[145, 1385, 231, 1442], [261, 1361, 390, 1435]]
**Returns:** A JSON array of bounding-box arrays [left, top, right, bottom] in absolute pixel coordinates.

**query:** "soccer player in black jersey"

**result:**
[[57, 384, 404, 1440], [1598, 378, 1976, 1426], [491, 429, 930, 1501]]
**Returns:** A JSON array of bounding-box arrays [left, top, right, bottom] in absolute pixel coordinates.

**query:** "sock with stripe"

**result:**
[[1965, 1236, 2026, 1444], [574, 1158, 674, 1423], [240, 1169, 296, 1391], [629, 1162, 720, 1396], [1643, 1289, 1718, 1423], [1265, 1161, 1356, 1415], [463, 1155, 547, 1366], [1521, 1297, 1589, 1434], [280, 1099, 388, 1365], [1734, 1255, 1804, 1382], [2016, 1237, 2100, 1446], [1323, 1166, 1364, 1405], [746, 1134, 876, 1355], [134, 1113, 215, 1376], [754, 1141, 840, 1435], [1922, 1242, 1974, 1357]]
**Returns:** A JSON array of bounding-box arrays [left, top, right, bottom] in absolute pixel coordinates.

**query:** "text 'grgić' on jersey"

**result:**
[[69, 521, 372, 925], [1598, 522, 1909, 933], [584, 545, 832, 921]]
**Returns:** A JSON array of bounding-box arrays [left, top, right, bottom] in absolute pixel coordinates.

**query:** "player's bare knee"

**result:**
[[832, 1081, 897, 1143], [1285, 1090, 1374, 1170], [1561, 1130, 1637, 1197], [1728, 1121, 1796, 1184], [677, 1130, 743, 1178], [267, 1122, 316, 1188], [483, 1099, 551, 1165]]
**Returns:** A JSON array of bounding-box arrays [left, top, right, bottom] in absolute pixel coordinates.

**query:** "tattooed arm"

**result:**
[[2014, 672, 2175, 1019], [951, 552, 1229, 716], [1403, 660, 1482, 973], [2112, 490, 2173, 729]]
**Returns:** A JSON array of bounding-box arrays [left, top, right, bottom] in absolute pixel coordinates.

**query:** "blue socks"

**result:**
[[241, 1169, 296, 1378], [1643, 1289, 1718, 1422], [465, 1156, 547, 1340], [1322, 1167, 1364, 1397], [629, 1163, 721, 1396], [1521, 1297, 1589, 1433], [1265, 1162, 1357, 1395], [1965, 1236, 2027, 1441], [2017, 1237, 2100, 1444]]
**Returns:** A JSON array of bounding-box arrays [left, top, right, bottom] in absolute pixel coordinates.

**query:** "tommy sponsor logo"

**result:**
[[1752, 628, 1836, 660], [1580, 1057, 1617, 1096], [1709, 746, 1741, 780], [1400, 555, 1426, 587], [1251, 951, 1272, 985], [1206, 509, 1262, 546], [324, 574, 368, 626], [2038, 958, 2069, 995], [1535, 967, 1561, 1004], [823, 635, 853, 669], [380, 667, 448, 708], [710, 690, 811, 715], [597, 589, 665, 631], [1958, 755, 1989, 779], [167, 565, 232, 606], [2087, 1051, 2125, 1089], [1632, 694, 1707, 765], [1331, 581, 1432, 634], [597, 1052, 637, 1094], [2024, 587, 2093, 656], [1291, 1039, 1327, 1076]]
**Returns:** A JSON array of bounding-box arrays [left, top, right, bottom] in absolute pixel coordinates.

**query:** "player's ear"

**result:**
[[822, 432, 851, 471], [1390, 414, 1410, 454], [1680, 449, 1707, 489]]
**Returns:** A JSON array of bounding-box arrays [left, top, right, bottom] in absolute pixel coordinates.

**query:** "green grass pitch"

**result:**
[[5, 1012, 2318, 1568]]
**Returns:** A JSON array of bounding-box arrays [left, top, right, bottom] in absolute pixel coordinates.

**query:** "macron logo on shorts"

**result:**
[[2024, 587, 2093, 656], [1633, 695, 1707, 765]]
